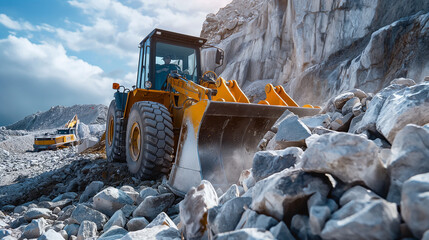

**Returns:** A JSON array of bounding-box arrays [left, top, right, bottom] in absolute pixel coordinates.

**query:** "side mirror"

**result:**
[[215, 49, 224, 65]]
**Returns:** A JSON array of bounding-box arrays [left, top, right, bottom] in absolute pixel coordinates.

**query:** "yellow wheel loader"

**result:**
[[34, 115, 79, 152], [106, 29, 320, 195]]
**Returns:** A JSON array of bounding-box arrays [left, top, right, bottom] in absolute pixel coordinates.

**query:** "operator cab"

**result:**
[[136, 29, 207, 90]]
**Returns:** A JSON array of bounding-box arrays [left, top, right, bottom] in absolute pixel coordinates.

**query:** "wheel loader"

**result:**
[[106, 29, 320, 196]]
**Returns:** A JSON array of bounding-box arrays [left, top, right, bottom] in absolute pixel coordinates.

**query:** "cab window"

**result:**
[[154, 42, 198, 90]]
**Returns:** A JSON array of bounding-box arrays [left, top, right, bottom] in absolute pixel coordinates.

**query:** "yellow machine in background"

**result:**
[[106, 29, 320, 195], [34, 115, 79, 152]]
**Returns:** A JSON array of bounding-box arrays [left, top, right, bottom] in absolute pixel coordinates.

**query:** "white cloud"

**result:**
[[0, 35, 121, 125], [0, 14, 54, 32], [58, 0, 231, 62]]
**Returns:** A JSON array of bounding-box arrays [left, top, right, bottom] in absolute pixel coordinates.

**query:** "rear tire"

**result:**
[[106, 100, 126, 162], [126, 101, 174, 180]]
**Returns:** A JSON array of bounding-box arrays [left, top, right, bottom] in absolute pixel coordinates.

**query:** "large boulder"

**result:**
[[103, 210, 126, 232], [146, 212, 177, 229], [120, 225, 180, 240], [208, 197, 252, 235], [38, 229, 65, 240], [218, 184, 240, 205], [98, 226, 128, 240], [387, 124, 429, 203], [126, 217, 149, 232], [267, 113, 311, 149], [70, 204, 108, 230], [321, 199, 400, 239], [339, 185, 382, 206], [235, 209, 279, 230], [93, 187, 134, 217], [214, 228, 275, 240], [137, 187, 158, 204], [22, 218, 46, 239], [252, 147, 303, 182], [77, 220, 97, 240], [302, 132, 387, 194], [351, 84, 407, 134], [180, 180, 218, 239], [377, 83, 429, 143], [251, 169, 331, 223], [401, 173, 429, 239], [133, 193, 175, 220], [24, 208, 52, 221], [290, 214, 317, 240], [79, 181, 104, 203], [269, 221, 295, 240], [300, 114, 330, 130]]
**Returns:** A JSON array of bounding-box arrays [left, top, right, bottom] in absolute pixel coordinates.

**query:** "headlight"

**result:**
[[145, 81, 152, 89]]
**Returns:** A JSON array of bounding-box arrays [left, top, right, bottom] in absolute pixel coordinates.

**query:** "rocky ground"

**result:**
[[0, 79, 428, 240]]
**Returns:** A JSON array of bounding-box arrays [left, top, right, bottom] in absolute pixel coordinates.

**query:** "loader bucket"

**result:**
[[167, 99, 320, 196]]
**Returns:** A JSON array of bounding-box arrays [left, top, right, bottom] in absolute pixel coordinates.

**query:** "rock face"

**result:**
[[401, 173, 429, 239], [302, 132, 387, 194], [201, 0, 429, 106], [387, 124, 429, 203]]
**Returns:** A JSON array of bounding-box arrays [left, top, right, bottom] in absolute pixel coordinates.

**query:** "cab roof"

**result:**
[[139, 28, 207, 48]]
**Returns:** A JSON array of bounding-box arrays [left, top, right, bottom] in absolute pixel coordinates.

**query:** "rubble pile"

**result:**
[[0, 80, 428, 239]]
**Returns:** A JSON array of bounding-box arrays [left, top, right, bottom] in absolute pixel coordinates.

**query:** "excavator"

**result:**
[[106, 29, 320, 195], [34, 115, 80, 152]]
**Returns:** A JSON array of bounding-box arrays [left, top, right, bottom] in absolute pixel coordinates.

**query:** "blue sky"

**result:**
[[0, 0, 231, 127]]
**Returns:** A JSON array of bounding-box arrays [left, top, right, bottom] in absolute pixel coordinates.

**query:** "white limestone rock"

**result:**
[[208, 197, 252, 235], [98, 226, 128, 240], [22, 218, 46, 239], [79, 181, 104, 203], [180, 180, 218, 239], [103, 210, 125, 232], [387, 124, 429, 204], [268, 114, 311, 149], [390, 77, 416, 87], [252, 147, 303, 182], [93, 187, 133, 217], [300, 114, 331, 131], [39, 229, 65, 240], [218, 184, 240, 205], [377, 83, 429, 143], [126, 217, 149, 232], [321, 199, 400, 240], [339, 185, 382, 206], [214, 228, 275, 240], [302, 132, 387, 194], [133, 193, 175, 220], [70, 204, 108, 230], [77, 220, 97, 240], [251, 169, 331, 223], [401, 173, 429, 239], [119, 225, 180, 240]]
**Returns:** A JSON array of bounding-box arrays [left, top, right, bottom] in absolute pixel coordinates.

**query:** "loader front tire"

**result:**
[[106, 100, 126, 162], [126, 101, 174, 180]]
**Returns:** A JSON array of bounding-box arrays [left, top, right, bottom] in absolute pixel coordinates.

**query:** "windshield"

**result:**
[[154, 42, 198, 90]]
